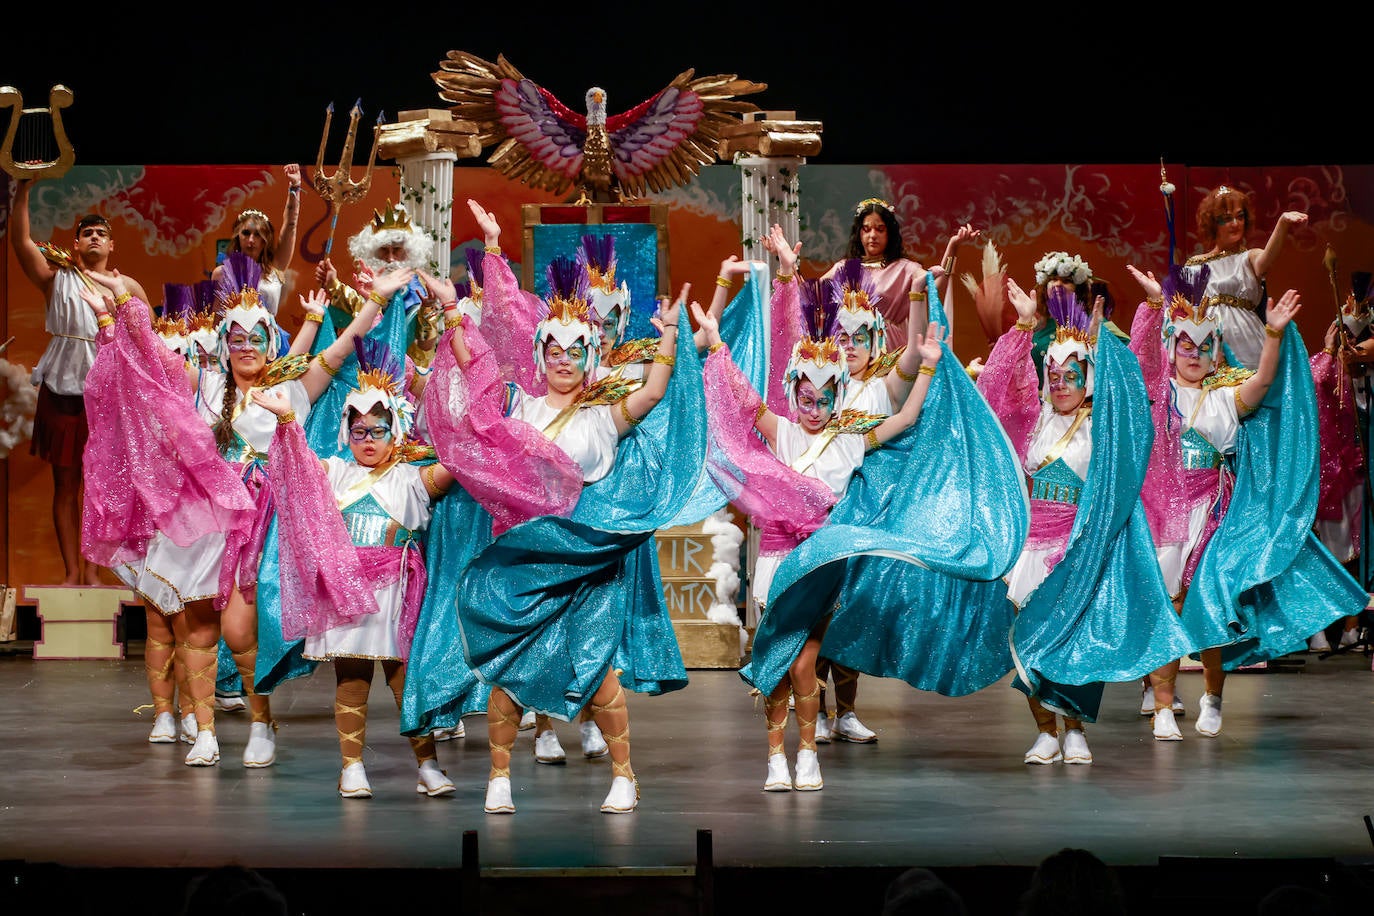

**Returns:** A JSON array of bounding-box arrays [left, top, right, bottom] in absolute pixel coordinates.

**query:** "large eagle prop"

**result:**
[[433, 51, 767, 203]]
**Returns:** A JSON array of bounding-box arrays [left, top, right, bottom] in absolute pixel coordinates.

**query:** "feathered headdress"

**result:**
[[184, 280, 222, 364], [786, 278, 848, 414], [216, 252, 278, 370], [579, 234, 631, 345], [339, 337, 415, 450], [154, 283, 193, 355], [1043, 285, 1095, 400], [1342, 271, 1374, 338], [534, 255, 601, 379], [450, 247, 486, 327], [1162, 263, 1221, 362], [828, 259, 886, 356]]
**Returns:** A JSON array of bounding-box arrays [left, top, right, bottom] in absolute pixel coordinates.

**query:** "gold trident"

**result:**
[[309, 99, 382, 257], [0, 84, 76, 181]]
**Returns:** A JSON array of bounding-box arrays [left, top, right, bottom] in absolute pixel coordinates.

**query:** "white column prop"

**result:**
[[735, 155, 802, 269], [398, 151, 457, 276], [703, 508, 743, 627]]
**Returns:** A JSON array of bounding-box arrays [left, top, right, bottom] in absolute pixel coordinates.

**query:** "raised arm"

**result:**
[[930, 223, 982, 299], [10, 180, 58, 289], [1252, 211, 1307, 279], [286, 289, 326, 357], [1126, 265, 1169, 398], [871, 323, 944, 444], [1235, 289, 1302, 413], [616, 285, 686, 434], [693, 299, 777, 449], [272, 164, 303, 272], [695, 255, 756, 350], [300, 270, 409, 401]]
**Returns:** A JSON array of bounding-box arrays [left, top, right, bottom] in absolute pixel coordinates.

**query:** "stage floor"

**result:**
[[3, 644, 1373, 876]]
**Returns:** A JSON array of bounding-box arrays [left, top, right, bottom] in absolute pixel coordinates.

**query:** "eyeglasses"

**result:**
[[349, 424, 393, 442], [545, 345, 586, 366], [796, 393, 835, 415]]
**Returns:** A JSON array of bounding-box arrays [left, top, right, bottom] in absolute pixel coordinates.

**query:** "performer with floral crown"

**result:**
[[977, 259, 1192, 765], [251, 337, 458, 798], [1307, 272, 1374, 651], [693, 226, 947, 792], [79, 250, 407, 769], [423, 199, 703, 814], [212, 164, 303, 318], [1127, 262, 1366, 740]]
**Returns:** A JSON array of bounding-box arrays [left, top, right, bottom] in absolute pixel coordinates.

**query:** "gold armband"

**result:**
[[865, 430, 880, 451], [1234, 387, 1256, 415], [302, 312, 323, 324], [277, 410, 297, 426], [754, 402, 768, 423], [775, 272, 794, 283], [895, 364, 918, 383], [1015, 319, 1035, 332], [113, 291, 132, 307], [618, 397, 642, 428], [652, 353, 676, 366], [708, 341, 725, 354], [1264, 324, 1283, 339], [368, 290, 389, 307], [1146, 296, 1164, 309], [423, 463, 440, 496], [918, 364, 937, 378], [484, 245, 501, 256], [715, 275, 733, 288], [313, 353, 339, 377], [97, 314, 114, 329]]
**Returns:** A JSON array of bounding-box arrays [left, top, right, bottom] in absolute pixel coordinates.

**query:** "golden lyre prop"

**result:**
[[0, 85, 76, 181], [308, 99, 382, 257]]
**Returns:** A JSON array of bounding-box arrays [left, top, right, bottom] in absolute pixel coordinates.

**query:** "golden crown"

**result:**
[[187, 311, 220, 332], [841, 288, 873, 312], [855, 197, 894, 215], [356, 367, 402, 399], [796, 336, 844, 364], [152, 316, 186, 337], [1169, 294, 1213, 325], [369, 200, 412, 233], [546, 293, 594, 325], [586, 262, 618, 293], [225, 287, 263, 310]]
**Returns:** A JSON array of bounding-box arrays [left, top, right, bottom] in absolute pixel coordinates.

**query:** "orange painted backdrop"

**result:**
[[4, 162, 1370, 585]]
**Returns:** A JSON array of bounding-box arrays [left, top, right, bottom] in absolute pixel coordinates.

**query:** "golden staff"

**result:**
[[308, 99, 382, 257], [1324, 244, 1350, 410], [0, 84, 75, 181]]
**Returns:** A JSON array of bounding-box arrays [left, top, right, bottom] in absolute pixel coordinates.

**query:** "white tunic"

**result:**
[[1156, 381, 1241, 597], [843, 373, 895, 417], [32, 269, 99, 396], [194, 370, 312, 461], [303, 459, 434, 662], [509, 388, 619, 483], [259, 273, 284, 317], [1183, 251, 1264, 371], [1004, 406, 1093, 606]]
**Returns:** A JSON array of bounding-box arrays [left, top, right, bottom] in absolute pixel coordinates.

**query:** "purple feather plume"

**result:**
[[160, 283, 196, 321], [579, 233, 616, 273], [352, 336, 404, 387], [193, 280, 218, 314], [1161, 263, 1209, 310], [1046, 285, 1091, 336], [546, 254, 589, 303], [216, 251, 263, 305], [798, 278, 836, 340], [465, 247, 485, 288]]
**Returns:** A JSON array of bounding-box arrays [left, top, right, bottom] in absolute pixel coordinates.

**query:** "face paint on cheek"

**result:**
[[1048, 359, 1086, 393]]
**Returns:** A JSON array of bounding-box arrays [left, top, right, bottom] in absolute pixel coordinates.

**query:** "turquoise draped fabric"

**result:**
[[255, 291, 414, 692], [455, 307, 705, 720], [214, 639, 243, 695], [1009, 330, 1194, 722], [742, 277, 1029, 697], [1182, 325, 1367, 668]]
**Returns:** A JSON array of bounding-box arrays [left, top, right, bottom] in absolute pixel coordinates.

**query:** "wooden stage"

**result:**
[[2, 640, 1373, 914]]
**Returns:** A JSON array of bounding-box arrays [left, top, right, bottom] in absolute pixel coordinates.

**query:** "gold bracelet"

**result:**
[[1146, 295, 1164, 309], [910, 291, 927, 302], [918, 364, 937, 377], [708, 341, 725, 354], [775, 272, 794, 283], [754, 402, 767, 423], [894, 364, 918, 382], [652, 353, 676, 366], [113, 291, 132, 307], [618, 397, 642, 428], [96, 314, 114, 329], [277, 410, 296, 425], [865, 430, 880, 451], [1015, 319, 1035, 331], [368, 290, 388, 307], [1264, 324, 1283, 338], [1324, 346, 1337, 356], [423, 463, 439, 495], [444, 312, 462, 329], [715, 276, 733, 288], [485, 246, 501, 255], [302, 312, 323, 324], [941, 256, 955, 275], [314, 352, 339, 377]]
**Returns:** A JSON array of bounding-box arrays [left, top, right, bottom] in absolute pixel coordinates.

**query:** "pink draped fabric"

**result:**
[[266, 422, 380, 639], [703, 345, 835, 541], [767, 279, 803, 418], [824, 259, 925, 349], [1025, 499, 1077, 571], [1130, 302, 1193, 544], [479, 252, 547, 395], [1311, 352, 1364, 528], [1180, 466, 1234, 591], [216, 466, 273, 610], [424, 322, 582, 536], [975, 326, 1040, 464], [357, 543, 427, 660], [81, 296, 253, 570]]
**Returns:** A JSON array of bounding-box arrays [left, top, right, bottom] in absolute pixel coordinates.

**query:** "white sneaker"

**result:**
[[814, 715, 832, 744], [215, 694, 248, 713], [1152, 708, 1183, 741], [432, 721, 466, 742], [518, 709, 536, 731], [243, 721, 276, 768], [764, 753, 792, 791], [534, 729, 567, 764], [600, 776, 639, 813], [339, 761, 372, 798], [831, 711, 877, 743], [1195, 694, 1223, 737], [1139, 685, 1156, 716], [416, 759, 455, 797], [148, 711, 177, 744], [184, 729, 220, 766], [179, 714, 199, 744], [1339, 628, 1360, 649], [793, 749, 823, 790], [1062, 729, 1093, 765], [484, 776, 515, 814], [580, 721, 608, 758], [1024, 732, 1062, 764], [1172, 692, 1186, 716], [1309, 631, 1332, 652]]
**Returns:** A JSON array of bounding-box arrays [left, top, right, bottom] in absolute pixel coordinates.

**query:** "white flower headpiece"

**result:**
[[1033, 252, 1092, 287]]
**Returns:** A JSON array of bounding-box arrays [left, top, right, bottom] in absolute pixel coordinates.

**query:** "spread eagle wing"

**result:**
[[433, 50, 587, 196], [607, 69, 766, 198]]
